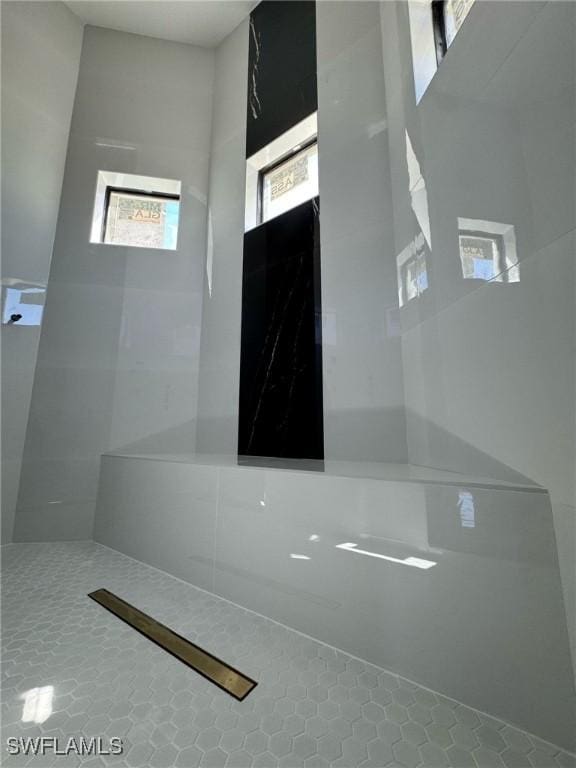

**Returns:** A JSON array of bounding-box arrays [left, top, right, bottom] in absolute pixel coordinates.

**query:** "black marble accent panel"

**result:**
[[246, 1, 318, 158], [239, 198, 323, 460]]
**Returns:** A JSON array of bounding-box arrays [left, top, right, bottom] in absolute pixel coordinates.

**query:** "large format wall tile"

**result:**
[[12, 28, 215, 542], [317, 2, 407, 463], [213, 466, 575, 749], [95, 456, 218, 592], [1, 2, 83, 543], [379, 0, 576, 682], [196, 19, 249, 455]]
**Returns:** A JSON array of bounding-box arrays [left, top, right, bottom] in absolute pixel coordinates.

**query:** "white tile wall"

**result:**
[[196, 20, 249, 455], [12, 27, 215, 543], [6, 4, 575, 757], [1, 1, 84, 543], [379, 0, 576, 679], [317, 2, 408, 463]]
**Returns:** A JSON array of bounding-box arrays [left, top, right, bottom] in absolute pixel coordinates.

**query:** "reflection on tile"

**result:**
[[1, 284, 46, 327], [457, 218, 519, 284], [95, 454, 575, 751], [397, 232, 430, 307], [383, 0, 575, 327]]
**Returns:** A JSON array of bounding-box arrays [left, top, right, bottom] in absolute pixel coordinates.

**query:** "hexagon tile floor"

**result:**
[[1, 543, 574, 768]]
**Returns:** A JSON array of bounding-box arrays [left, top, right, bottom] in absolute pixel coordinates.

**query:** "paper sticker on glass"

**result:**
[[104, 191, 180, 249], [261, 142, 318, 223]]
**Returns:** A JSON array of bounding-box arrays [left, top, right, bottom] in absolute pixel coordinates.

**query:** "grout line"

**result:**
[[1, 539, 93, 547], [211, 468, 221, 596]]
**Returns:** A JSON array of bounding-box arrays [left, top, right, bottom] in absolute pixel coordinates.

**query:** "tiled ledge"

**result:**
[[94, 454, 574, 750], [103, 452, 545, 494]]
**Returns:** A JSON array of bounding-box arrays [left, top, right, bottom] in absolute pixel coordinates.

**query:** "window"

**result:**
[[396, 232, 430, 307], [458, 490, 475, 529], [260, 140, 318, 224], [457, 218, 519, 283], [408, 1, 438, 103], [459, 232, 504, 281], [91, 171, 181, 250], [2, 284, 45, 326], [432, 0, 476, 63], [443, 0, 476, 47], [431, 1, 448, 65], [409, 0, 476, 102], [245, 112, 318, 231], [103, 189, 180, 249], [404, 250, 429, 300]]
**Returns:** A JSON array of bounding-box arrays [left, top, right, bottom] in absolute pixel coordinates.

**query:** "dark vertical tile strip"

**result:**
[[241, 0, 322, 460], [246, 1, 318, 157], [239, 199, 323, 459]]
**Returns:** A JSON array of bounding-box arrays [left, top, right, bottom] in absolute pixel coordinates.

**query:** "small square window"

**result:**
[[91, 171, 181, 250], [260, 141, 318, 224], [245, 112, 318, 231], [408, 0, 476, 103], [459, 233, 502, 281], [104, 189, 180, 249], [457, 218, 519, 283], [396, 232, 430, 307]]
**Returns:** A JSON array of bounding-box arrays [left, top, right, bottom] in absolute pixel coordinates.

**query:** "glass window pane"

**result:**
[[104, 192, 180, 249], [459, 233, 500, 281], [261, 142, 318, 223]]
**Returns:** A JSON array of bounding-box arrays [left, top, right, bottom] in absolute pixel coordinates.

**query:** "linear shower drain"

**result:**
[[88, 588, 257, 700]]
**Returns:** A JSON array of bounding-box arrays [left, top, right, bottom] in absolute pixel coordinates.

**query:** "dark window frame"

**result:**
[[432, 0, 477, 64], [102, 186, 181, 245], [431, 0, 448, 65], [257, 136, 318, 225]]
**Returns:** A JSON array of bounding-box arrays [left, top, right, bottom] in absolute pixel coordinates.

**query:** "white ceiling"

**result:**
[[64, 1, 258, 48]]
